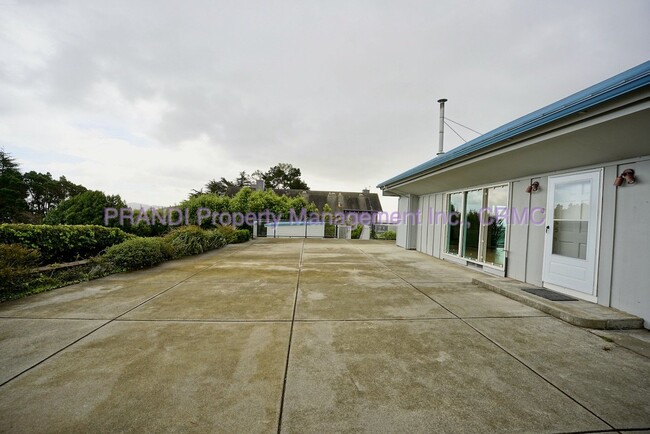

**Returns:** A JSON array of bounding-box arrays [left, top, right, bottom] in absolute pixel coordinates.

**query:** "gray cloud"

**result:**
[[0, 0, 648, 208]]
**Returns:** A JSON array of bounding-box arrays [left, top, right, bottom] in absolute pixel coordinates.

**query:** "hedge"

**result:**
[[0, 224, 132, 264], [165, 226, 227, 258], [0, 244, 41, 293], [215, 225, 250, 244], [104, 228, 228, 271], [377, 230, 396, 240], [102, 237, 174, 271]]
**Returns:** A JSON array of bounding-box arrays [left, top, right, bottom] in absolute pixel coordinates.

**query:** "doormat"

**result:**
[[521, 287, 578, 301]]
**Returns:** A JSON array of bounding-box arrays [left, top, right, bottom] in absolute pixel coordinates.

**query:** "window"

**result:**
[[445, 192, 463, 255], [552, 179, 591, 260], [445, 184, 509, 268]]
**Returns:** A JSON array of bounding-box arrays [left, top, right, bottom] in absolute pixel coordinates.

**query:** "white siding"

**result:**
[[433, 194, 444, 258], [610, 159, 650, 328], [406, 195, 419, 249], [416, 196, 425, 252], [396, 196, 409, 248], [526, 176, 547, 286], [422, 194, 436, 255], [417, 195, 432, 255], [507, 179, 531, 283], [596, 165, 618, 307]]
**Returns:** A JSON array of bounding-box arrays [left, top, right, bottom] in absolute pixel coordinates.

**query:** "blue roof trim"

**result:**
[[378, 61, 650, 189]]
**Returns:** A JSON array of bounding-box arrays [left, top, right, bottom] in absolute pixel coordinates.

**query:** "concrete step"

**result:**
[[473, 277, 644, 330]]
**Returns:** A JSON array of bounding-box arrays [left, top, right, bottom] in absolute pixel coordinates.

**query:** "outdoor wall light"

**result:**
[[526, 181, 540, 193], [614, 169, 636, 187]]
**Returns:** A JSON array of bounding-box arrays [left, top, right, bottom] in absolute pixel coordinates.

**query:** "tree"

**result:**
[[23, 171, 57, 217], [203, 177, 234, 196], [234, 171, 252, 187], [0, 150, 28, 223], [194, 163, 309, 198], [258, 163, 309, 190], [23, 171, 88, 222], [44, 190, 126, 226], [56, 175, 87, 200]]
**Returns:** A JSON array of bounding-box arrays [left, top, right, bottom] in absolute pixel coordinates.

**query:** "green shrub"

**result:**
[[205, 230, 227, 250], [232, 229, 250, 243], [378, 230, 396, 240], [102, 237, 173, 271], [215, 225, 250, 244], [119, 208, 172, 237], [9, 262, 110, 302], [165, 226, 209, 257], [324, 223, 336, 238], [0, 244, 40, 292], [0, 224, 132, 264], [351, 224, 363, 239]]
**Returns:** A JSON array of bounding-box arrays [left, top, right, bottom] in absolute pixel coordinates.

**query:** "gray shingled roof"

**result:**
[[226, 187, 383, 213]]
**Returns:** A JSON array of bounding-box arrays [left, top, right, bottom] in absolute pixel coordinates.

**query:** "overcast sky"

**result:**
[[1, 0, 648, 213]]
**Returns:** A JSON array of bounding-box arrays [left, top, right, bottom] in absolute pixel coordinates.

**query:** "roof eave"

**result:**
[[377, 61, 650, 190]]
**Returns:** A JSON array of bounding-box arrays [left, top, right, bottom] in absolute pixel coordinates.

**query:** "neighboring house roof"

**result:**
[[225, 187, 383, 213], [378, 60, 650, 189]]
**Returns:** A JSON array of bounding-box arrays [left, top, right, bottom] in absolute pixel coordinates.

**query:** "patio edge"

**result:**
[[472, 277, 644, 330]]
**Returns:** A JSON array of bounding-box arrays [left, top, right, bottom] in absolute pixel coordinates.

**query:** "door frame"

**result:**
[[542, 169, 602, 302]]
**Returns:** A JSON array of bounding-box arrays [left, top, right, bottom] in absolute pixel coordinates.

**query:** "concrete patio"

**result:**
[[0, 239, 649, 433]]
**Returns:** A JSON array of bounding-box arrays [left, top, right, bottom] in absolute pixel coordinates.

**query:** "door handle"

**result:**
[[546, 225, 550, 233]]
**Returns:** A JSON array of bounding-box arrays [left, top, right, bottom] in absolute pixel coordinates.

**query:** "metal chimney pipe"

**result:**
[[437, 98, 447, 155]]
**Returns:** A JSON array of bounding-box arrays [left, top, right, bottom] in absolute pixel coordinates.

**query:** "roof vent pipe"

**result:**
[[437, 98, 447, 155]]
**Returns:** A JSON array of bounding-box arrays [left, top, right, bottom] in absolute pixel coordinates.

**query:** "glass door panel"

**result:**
[[463, 189, 482, 260], [446, 192, 463, 255], [485, 185, 509, 267], [552, 180, 590, 259]]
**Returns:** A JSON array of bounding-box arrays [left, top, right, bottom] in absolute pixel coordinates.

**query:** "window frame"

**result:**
[[443, 183, 510, 269]]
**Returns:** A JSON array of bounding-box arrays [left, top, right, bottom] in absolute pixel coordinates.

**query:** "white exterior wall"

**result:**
[[406, 195, 419, 249], [396, 195, 419, 249], [415, 194, 439, 257], [609, 159, 650, 328], [506, 178, 530, 283], [398, 155, 650, 327], [267, 223, 325, 238], [504, 157, 650, 327], [396, 196, 409, 248], [504, 176, 547, 285], [432, 194, 444, 258], [525, 176, 547, 287]]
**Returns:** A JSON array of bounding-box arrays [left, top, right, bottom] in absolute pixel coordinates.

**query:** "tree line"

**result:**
[[0, 150, 89, 223], [1, 149, 311, 226], [192, 163, 309, 196]]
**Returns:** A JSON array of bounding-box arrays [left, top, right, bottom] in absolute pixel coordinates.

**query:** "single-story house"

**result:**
[[378, 61, 650, 327]]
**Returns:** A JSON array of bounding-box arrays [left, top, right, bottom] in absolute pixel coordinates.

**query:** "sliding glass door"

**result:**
[[445, 184, 509, 268]]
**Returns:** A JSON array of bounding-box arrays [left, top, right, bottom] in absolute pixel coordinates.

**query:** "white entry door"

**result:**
[[542, 170, 601, 298]]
